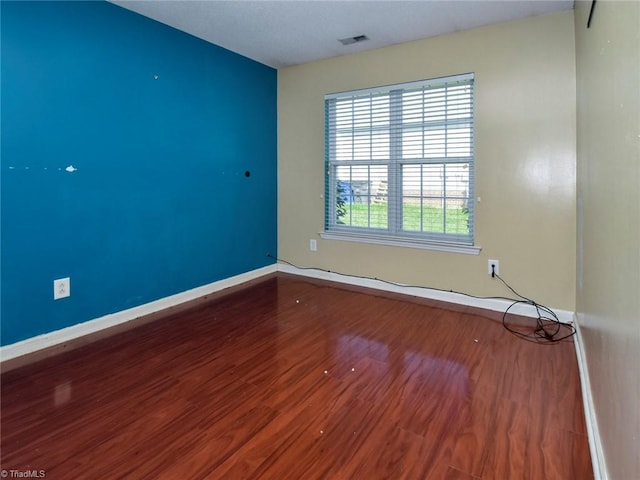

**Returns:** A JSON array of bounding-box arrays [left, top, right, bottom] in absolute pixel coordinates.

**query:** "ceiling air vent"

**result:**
[[338, 34, 369, 46]]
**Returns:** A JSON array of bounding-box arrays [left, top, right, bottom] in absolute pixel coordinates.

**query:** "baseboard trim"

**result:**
[[573, 314, 608, 480], [0, 264, 277, 368], [276, 263, 575, 324], [0, 262, 576, 371]]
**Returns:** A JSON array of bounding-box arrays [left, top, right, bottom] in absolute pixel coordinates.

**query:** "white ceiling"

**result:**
[[111, 0, 574, 68]]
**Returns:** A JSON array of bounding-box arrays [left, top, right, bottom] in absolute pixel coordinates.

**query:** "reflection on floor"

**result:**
[[0, 273, 592, 479]]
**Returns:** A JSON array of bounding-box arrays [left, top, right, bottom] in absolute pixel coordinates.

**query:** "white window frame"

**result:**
[[322, 73, 480, 254]]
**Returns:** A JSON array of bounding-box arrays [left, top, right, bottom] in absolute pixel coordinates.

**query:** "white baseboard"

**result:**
[[0, 264, 277, 364], [0, 262, 575, 365], [277, 263, 575, 324], [573, 314, 608, 480]]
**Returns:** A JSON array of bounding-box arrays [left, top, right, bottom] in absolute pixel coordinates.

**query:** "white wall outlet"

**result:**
[[309, 239, 317, 251], [54, 277, 70, 300], [488, 260, 500, 277]]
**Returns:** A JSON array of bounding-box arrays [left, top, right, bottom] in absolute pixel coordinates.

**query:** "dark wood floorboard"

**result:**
[[1, 274, 592, 479]]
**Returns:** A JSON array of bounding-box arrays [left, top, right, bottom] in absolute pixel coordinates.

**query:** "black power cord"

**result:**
[[493, 271, 575, 343], [268, 253, 576, 344]]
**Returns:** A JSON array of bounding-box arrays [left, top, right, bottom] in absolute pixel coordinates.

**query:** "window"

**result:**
[[323, 73, 476, 252]]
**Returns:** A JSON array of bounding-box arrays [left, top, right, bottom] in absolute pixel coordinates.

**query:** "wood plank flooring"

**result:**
[[0, 274, 592, 479]]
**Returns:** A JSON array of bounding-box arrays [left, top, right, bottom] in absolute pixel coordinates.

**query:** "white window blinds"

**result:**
[[325, 73, 475, 246]]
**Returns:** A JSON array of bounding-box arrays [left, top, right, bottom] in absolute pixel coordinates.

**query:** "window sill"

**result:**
[[319, 231, 482, 255]]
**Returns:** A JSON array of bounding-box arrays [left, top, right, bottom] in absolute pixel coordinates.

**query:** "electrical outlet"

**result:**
[[54, 277, 70, 300], [309, 239, 317, 251], [487, 260, 500, 277]]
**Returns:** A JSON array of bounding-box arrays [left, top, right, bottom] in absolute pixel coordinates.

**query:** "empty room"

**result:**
[[1, 1, 638, 479]]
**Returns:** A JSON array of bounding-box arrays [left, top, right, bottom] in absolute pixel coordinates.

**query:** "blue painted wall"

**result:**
[[1, 1, 277, 346]]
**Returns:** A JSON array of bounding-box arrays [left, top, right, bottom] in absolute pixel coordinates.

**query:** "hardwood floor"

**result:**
[[0, 274, 592, 479]]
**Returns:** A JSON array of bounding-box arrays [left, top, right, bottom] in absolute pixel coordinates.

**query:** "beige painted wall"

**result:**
[[575, 1, 640, 478], [278, 11, 576, 310]]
